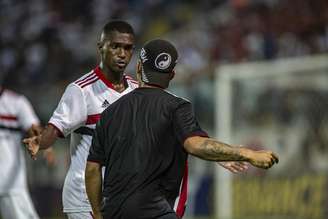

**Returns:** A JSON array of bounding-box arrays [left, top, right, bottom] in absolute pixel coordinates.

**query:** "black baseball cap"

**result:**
[[139, 39, 178, 88]]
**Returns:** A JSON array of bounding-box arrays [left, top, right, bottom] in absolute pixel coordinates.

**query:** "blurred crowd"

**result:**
[[2, 0, 327, 123], [0, 0, 220, 88], [1, 0, 327, 86]]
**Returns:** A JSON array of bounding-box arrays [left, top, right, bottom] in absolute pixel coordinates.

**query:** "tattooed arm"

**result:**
[[183, 136, 279, 169]]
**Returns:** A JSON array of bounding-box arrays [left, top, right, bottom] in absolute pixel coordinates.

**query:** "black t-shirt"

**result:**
[[88, 87, 208, 219]]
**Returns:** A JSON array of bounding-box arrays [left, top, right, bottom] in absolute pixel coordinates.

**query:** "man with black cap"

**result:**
[[85, 39, 279, 219]]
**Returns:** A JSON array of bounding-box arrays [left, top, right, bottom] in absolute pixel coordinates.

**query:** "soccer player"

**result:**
[[85, 39, 279, 219], [23, 20, 138, 219], [0, 83, 41, 219]]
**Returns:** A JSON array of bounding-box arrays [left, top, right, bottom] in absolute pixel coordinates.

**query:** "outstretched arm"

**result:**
[[184, 136, 278, 169], [85, 161, 103, 219]]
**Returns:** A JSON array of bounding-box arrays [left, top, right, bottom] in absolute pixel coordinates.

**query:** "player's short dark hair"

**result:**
[[103, 20, 135, 37]]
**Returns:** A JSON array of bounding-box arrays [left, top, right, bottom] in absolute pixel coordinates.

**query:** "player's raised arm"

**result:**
[[183, 136, 279, 169]]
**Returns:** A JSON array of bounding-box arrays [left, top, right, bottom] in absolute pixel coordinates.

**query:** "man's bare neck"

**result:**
[[100, 65, 127, 93]]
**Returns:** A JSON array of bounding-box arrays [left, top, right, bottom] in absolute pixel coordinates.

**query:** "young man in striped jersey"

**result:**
[[23, 20, 138, 219]]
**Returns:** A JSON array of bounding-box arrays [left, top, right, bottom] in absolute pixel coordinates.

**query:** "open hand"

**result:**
[[23, 135, 41, 160], [218, 161, 249, 173]]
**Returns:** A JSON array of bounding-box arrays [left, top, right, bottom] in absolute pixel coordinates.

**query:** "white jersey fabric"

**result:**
[[0, 88, 39, 194], [49, 66, 138, 213]]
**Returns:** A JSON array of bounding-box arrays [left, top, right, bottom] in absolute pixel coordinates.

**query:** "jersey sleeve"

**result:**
[[88, 117, 105, 165], [17, 95, 40, 131], [48, 83, 87, 137], [173, 100, 208, 144]]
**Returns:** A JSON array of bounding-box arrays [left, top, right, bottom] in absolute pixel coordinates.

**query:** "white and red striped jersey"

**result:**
[[48, 66, 138, 213], [0, 88, 40, 194]]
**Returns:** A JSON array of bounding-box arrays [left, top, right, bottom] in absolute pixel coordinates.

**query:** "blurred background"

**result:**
[[1, 0, 328, 218]]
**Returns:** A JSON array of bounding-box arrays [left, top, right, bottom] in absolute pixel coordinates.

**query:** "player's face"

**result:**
[[99, 31, 134, 74]]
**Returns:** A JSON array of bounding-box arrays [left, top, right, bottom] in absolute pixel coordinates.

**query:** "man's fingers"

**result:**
[[22, 138, 30, 144], [228, 166, 240, 173], [236, 162, 249, 170], [272, 152, 279, 163], [230, 162, 248, 173], [234, 164, 246, 171], [30, 154, 37, 160], [24, 140, 38, 157]]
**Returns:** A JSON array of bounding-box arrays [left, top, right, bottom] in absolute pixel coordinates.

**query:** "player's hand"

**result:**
[[23, 135, 41, 160], [247, 150, 279, 169], [217, 161, 249, 173], [27, 124, 42, 137]]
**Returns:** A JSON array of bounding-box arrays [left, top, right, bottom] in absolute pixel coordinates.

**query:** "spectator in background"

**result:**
[[0, 75, 54, 219]]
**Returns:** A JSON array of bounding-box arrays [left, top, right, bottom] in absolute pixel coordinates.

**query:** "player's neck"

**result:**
[[100, 64, 124, 85], [140, 83, 164, 89]]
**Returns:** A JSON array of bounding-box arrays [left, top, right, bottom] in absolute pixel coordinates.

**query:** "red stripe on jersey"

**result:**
[[76, 73, 96, 85], [77, 74, 98, 86], [176, 160, 188, 218], [94, 66, 115, 89], [47, 122, 64, 138], [86, 114, 101, 125], [0, 115, 17, 121], [80, 77, 99, 88]]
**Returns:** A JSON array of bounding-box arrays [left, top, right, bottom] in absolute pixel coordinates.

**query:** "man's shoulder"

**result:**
[[163, 90, 191, 104], [72, 69, 99, 89], [1, 88, 25, 101]]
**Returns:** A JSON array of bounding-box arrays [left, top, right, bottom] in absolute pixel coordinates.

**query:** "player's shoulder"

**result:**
[[163, 89, 191, 104], [1, 88, 32, 108], [73, 69, 99, 89], [2, 88, 24, 100]]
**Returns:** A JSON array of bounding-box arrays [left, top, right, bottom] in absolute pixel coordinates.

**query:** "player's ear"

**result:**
[[97, 41, 104, 53], [169, 70, 175, 80], [98, 32, 106, 53]]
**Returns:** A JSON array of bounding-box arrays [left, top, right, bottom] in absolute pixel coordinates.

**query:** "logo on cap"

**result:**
[[140, 48, 148, 63], [155, 53, 171, 70]]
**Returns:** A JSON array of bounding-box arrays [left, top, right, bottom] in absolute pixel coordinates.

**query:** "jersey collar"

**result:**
[[94, 66, 115, 89], [94, 66, 130, 90]]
